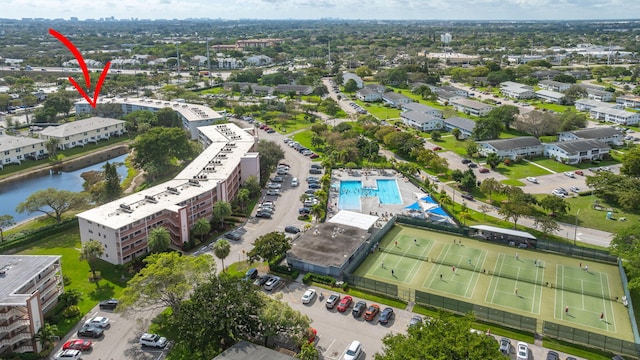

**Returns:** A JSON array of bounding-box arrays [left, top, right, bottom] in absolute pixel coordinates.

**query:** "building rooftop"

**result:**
[[77, 123, 255, 228], [575, 99, 618, 108], [592, 107, 639, 118], [39, 117, 125, 138], [328, 210, 378, 230], [401, 102, 440, 113], [451, 98, 493, 110], [470, 225, 535, 240], [563, 127, 622, 139], [0, 255, 61, 306], [383, 92, 410, 102], [539, 80, 569, 88], [550, 139, 610, 153], [0, 135, 45, 152], [444, 117, 476, 132], [75, 97, 224, 123], [480, 136, 541, 151], [536, 89, 565, 99], [401, 110, 441, 125], [287, 222, 372, 269]]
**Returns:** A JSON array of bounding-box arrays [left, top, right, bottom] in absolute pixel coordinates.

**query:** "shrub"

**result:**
[[302, 273, 336, 286], [270, 264, 300, 280], [62, 305, 80, 319]]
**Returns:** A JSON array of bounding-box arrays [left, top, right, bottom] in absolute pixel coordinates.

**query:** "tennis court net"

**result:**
[[378, 247, 616, 301]]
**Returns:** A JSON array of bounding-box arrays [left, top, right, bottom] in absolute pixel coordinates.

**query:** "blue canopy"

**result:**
[[404, 202, 421, 210]]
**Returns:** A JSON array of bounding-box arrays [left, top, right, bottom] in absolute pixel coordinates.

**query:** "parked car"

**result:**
[[256, 211, 272, 218], [378, 307, 395, 324], [575, 170, 584, 176], [570, 186, 580, 193], [461, 193, 474, 201], [266, 189, 280, 196], [499, 338, 511, 355], [364, 304, 380, 321], [301, 289, 317, 304], [267, 182, 282, 189], [409, 315, 423, 327], [285, 225, 301, 234], [77, 324, 103, 338], [526, 177, 538, 184], [139, 333, 168, 348], [85, 316, 110, 328], [343, 340, 362, 360], [309, 183, 322, 189], [276, 168, 288, 175], [244, 268, 258, 280], [468, 162, 478, 168], [272, 176, 284, 182], [545, 350, 560, 360], [552, 190, 566, 198], [432, 146, 442, 151], [337, 296, 353, 312], [264, 276, 281, 291], [291, 178, 299, 187], [310, 153, 319, 159], [461, 158, 472, 164], [352, 301, 366, 318], [305, 189, 318, 195], [325, 294, 340, 309], [224, 230, 242, 241], [564, 171, 575, 178], [478, 167, 490, 173], [63, 339, 92, 351], [99, 299, 118, 310], [516, 342, 529, 360], [299, 207, 311, 215], [54, 349, 82, 360], [253, 275, 270, 286], [307, 176, 319, 182], [311, 164, 322, 169], [309, 168, 322, 174]]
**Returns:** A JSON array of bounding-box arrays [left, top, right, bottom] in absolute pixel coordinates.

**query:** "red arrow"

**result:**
[[49, 28, 110, 108]]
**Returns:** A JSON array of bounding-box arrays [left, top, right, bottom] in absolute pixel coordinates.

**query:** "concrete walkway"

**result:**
[[522, 158, 556, 174]]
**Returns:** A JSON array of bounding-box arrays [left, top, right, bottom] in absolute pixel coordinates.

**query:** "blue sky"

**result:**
[[4, 0, 638, 20]]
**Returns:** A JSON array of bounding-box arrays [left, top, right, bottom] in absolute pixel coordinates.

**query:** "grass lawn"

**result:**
[[534, 103, 575, 113], [432, 136, 470, 156], [530, 158, 577, 173], [492, 161, 553, 179], [358, 101, 400, 120], [554, 194, 640, 234], [19, 228, 127, 335]]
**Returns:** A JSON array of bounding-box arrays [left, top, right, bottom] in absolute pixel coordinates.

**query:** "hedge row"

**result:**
[[270, 264, 300, 280], [302, 273, 336, 286]]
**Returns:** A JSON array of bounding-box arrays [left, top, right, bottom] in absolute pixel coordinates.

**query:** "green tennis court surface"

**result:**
[[354, 225, 632, 340]]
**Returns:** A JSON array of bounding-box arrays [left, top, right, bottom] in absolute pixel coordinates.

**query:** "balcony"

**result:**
[[0, 332, 32, 347], [0, 308, 27, 322], [0, 319, 29, 334]]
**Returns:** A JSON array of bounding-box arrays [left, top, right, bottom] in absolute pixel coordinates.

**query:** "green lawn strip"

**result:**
[[534, 103, 575, 113], [19, 228, 126, 336], [310, 282, 407, 309], [542, 338, 613, 360]]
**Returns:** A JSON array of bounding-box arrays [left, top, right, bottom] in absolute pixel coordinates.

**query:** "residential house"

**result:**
[[342, 72, 364, 89], [443, 117, 476, 139], [77, 123, 259, 265], [500, 81, 536, 99], [39, 117, 126, 150], [575, 99, 621, 112], [439, 85, 468, 97], [363, 83, 386, 93], [75, 98, 225, 140], [276, 84, 313, 95], [558, 127, 624, 146], [0, 255, 63, 355], [451, 98, 494, 116], [539, 80, 571, 92], [544, 139, 610, 164], [251, 85, 274, 96], [536, 90, 566, 104], [401, 102, 443, 118], [477, 136, 544, 159], [436, 90, 464, 106], [382, 92, 411, 107], [0, 135, 47, 168], [589, 107, 640, 126], [400, 111, 443, 132], [530, 70, 562, 80], [245, 55, 272, 66], [564, 70, 591, 79], [587, 89, 614, 102], [616, 95, 640, 108], [356, 88, 382, 102]]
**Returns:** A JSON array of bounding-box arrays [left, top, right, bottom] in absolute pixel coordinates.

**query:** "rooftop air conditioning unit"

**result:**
[[145, 195, 158, 203], [166, 186, 180, 195], [119, 203, 133, 213]]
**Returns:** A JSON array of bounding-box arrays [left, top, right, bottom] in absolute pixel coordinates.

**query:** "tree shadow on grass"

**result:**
[[88, 282, 116, 301]]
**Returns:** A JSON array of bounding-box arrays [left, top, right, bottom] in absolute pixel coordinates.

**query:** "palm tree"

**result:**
[[191, 218, 211, 244], [212, 201, 232, 229], [148, 227, 171, 253], [213, 239, 231, 272], [236, 188, 250, 212], [297, 343, 319, 360], [311, 204, 325, 223], [34, 323, 58, 350], [79, 240, 105, 282]]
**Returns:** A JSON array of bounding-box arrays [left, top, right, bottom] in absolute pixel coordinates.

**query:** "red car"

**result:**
[[336, 295, 353, 312], [575, 170, 584, 176], [432, 146, 442, 151], [63, 339, 92, 351], [309, 153, 319, 159], [307, 328, 317, 344], [479, 167, 490, 173]]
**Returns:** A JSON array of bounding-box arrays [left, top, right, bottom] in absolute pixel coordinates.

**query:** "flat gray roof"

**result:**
[[287, 223, 371, 268], [0, 255, 61, 306], [470, 225, 536, 240], [550, 139, 610, 153], [213, 341, 295, 360], [480, 136, 541, 151]]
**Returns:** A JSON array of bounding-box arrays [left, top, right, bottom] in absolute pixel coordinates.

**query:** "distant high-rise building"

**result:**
[[441, 33, 452, 45]]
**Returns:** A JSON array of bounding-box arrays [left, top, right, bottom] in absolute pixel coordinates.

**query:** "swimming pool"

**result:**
[[338, 179, 402, 210]]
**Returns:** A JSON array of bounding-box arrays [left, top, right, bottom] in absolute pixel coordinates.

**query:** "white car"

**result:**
[[570, 186, 580, 193], [343, 340, 362, 360], [552, 190, 566, 198], [526, 177, 538, 184], [564, 171, 575, 178], [54, 349, 82, 360], [516, 342, 529, 360], [301, 289, 317, 304], [85, 316, 110, 328], [291, 178, 299, 187], [139, 333, 168, 348]]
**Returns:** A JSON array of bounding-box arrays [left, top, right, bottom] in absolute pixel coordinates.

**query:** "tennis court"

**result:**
[[354, 224, 632, 340]]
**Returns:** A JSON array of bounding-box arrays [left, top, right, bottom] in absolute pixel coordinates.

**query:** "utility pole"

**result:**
[[206, 38, 211, 75], [574, 208, 581, 246]]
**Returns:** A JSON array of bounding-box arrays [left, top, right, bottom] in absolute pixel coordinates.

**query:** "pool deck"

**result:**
[[329, 168, 426, 223]]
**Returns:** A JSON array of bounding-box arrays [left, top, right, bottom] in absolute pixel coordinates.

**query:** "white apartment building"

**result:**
[[500, 81, 536, 99], [574, 99, 621, 112], [0, 135, 47, 169], [400, 111, 443, 132], [616, 95, 640, 108], [536, 90, 565, 104], [450, 98, 494, 116], [39, 117, 126, 150], [75, 98, 225, 140], [0, 255, 63, 355], [77, 123, 259, 265], [589, 107, 640, 126], [400, 102, 443, 118]]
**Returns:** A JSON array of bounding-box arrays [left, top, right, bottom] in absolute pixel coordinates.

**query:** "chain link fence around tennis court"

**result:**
[[415, 290, 538, 333], [544, 321, 640, 359], [342, 273, 398, 298], [535, 239, 617, 264]]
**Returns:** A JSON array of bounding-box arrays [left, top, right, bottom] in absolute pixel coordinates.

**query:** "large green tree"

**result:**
[[191, 218, 211, 243], [257, 140, 285, 184], [131, 127, 195, 178], [621, 147, 640, 177], [539, 195, 570, 217], [610, 224, 640, 289], [487, 105, 519, 130], [213, 239, 231, 271], [79, 240, 105, 282], [261, 294, 311, 347], [156, 107, 182, 128], [34, 323, 58, 350], [498, 186, 537, 229], [473, 117, 503, 141], [249, 232, 291, 264], [16, 188, 89, 223], [103, 161, 122, 202], [375, 313, 501, 360], [119, 252, 215, 314]]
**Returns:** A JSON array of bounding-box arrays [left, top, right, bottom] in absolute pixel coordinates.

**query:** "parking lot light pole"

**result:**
[[574, 208, 581, 246]]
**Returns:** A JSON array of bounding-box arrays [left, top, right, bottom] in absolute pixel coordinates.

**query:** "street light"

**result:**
[[574, 208, 581, 246]]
